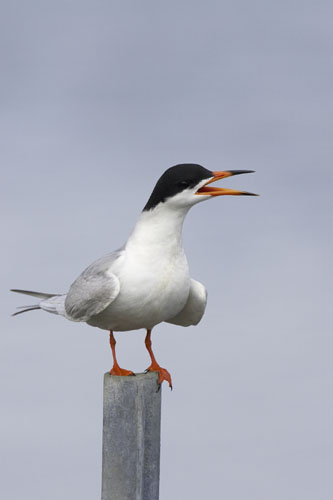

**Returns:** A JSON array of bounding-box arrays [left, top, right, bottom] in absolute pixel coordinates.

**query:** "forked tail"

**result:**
[[10, 289, 64, 316]]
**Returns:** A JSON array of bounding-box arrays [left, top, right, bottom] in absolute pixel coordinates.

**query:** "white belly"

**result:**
[[87, 250, 190, 331]]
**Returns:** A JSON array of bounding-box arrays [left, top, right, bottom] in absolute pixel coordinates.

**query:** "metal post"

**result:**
[[101, 372, 161, 500]]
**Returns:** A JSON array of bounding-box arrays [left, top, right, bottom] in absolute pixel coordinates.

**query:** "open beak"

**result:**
[[196, 170, 258, 196]]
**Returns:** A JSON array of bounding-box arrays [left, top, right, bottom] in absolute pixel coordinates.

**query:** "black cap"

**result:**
[[143, 164, 213, 211]]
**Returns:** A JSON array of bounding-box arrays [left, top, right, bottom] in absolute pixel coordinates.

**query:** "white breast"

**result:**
[[106, 249, 190, 330], [88, 205, 192, 331]]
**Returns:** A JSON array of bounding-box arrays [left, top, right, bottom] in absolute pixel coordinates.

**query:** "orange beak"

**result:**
[[196, 170, 258, 196]]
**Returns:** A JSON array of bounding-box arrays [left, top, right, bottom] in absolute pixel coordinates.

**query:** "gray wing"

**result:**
[[65, 250, 122, 322], [166, 279, 207, 327]]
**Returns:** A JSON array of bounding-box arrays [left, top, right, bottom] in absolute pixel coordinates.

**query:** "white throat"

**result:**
[[126, 204, 190, 253]]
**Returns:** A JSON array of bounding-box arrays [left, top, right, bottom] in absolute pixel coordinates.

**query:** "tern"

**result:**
[[11, 164, 257, 388]]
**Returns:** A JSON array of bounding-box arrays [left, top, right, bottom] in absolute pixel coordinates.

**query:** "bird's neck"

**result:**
[[126, 204, 189, 254]]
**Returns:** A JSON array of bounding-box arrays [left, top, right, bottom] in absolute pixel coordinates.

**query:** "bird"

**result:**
[[11, 164, 257, 389]]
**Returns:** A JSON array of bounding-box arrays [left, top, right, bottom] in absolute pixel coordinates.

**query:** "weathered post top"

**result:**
[[101, 372, 162, 500]]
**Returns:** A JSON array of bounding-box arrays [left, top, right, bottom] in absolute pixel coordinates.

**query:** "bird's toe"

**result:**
[[110, 366, 135, 377], [146, 365, 172, 390]]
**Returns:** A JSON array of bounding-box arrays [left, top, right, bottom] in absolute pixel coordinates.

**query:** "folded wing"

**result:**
[[65, 252, 121, 322], [166, 279, 207, 327]]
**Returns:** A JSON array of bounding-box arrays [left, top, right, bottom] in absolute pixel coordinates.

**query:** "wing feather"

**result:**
[[166, 279, 207, 327], [64, 251, 122, 322]]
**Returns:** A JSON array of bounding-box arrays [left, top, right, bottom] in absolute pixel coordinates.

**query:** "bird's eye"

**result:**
[[177, 180, 190, 188]]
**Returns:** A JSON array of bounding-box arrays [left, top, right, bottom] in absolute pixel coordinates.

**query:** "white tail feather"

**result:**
[[11, 289, 67, 318]]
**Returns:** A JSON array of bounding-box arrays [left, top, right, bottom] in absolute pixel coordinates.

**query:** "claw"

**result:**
[[110, 366, 135, 377], [146, 365, 172, 390]]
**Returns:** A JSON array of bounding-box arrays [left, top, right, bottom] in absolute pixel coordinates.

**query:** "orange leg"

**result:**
[[109, 331, 135, 377], [145, 329, 172, 389]]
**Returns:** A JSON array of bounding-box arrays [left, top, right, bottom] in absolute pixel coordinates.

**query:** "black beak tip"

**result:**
[[241, 191, 259, 196], [227, 170, 256, 176]]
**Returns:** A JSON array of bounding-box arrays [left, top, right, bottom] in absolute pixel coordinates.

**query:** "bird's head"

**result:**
[[143, 164, 258, 211]]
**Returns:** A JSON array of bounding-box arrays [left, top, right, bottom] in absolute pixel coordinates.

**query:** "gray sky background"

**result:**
[[1, 1, 333, 499]]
